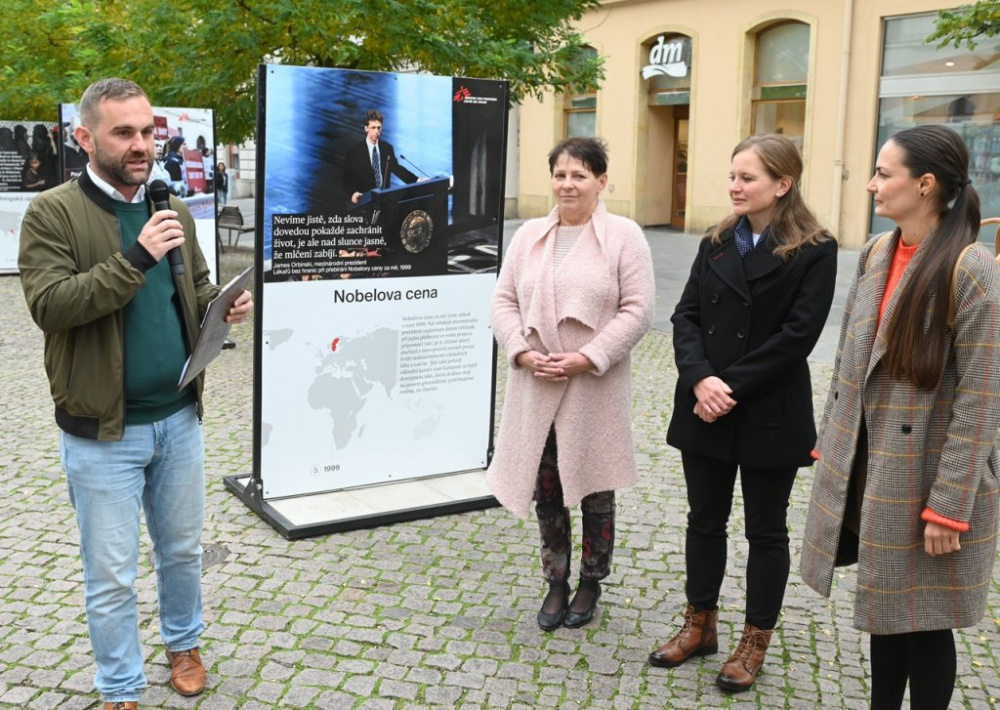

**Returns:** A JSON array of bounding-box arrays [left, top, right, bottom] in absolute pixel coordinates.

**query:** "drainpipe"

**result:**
[[830, 0, 854, 239]]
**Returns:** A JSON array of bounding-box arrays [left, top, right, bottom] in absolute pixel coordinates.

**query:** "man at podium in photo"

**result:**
[[342, 109, 419, 207]]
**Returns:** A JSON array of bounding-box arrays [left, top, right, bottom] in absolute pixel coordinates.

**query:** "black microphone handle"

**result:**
[[151, 191, 185, 277], [165, 241, 185, 276]]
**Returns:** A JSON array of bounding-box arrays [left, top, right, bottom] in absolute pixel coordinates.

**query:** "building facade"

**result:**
[[517, 0, 1000, 247]]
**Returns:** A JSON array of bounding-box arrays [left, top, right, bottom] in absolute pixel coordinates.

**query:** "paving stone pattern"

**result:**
[[1, 238, 999, 709]]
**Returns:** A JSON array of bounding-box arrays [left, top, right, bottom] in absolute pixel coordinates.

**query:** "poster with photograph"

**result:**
[[256, 64, 508, 500], [58, 104, 220, 283], [0, 120, 59, 273]]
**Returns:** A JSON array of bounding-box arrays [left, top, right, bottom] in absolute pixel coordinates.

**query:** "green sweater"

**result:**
[[114, 202, 195, 424]]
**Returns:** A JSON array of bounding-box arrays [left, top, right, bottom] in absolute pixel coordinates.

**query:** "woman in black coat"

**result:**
[[648, 134, 837, 693]]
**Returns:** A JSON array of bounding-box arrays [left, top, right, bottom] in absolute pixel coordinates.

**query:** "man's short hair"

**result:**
[[364, 109, 384, 126], [78, 78, 149, 129]]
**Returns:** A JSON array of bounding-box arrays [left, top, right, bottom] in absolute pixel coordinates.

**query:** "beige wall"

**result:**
[[518, 0, 960, 248]]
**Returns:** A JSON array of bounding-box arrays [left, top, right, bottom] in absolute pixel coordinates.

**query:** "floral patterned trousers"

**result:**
[[534, 426, 615, 583]]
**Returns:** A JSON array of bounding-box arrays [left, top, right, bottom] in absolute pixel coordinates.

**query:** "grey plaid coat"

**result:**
[[800, 232, 1000, 634]]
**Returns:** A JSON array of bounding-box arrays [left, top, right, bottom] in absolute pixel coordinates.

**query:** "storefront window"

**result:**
[[882, 12, 1000, 77], [871, 94, 1000, 241], [565, 46, 598, 138], [752, 102, 806, 146], [752, 22, 809, 149], [872, 13, 1000, 241], [566, 110, 596, 138]]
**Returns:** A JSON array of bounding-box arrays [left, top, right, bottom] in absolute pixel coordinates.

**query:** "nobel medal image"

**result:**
[[400, 210, 433, 253]]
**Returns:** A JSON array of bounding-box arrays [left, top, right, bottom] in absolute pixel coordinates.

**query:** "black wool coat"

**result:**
[[666, 228, 837, 467]]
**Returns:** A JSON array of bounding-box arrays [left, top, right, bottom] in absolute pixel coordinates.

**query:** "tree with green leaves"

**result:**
[[0, 0, 603, 144], [928, 0, 1000, 49]]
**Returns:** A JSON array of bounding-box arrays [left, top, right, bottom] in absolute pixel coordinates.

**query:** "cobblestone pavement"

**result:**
[[2, 236, 999, 709]]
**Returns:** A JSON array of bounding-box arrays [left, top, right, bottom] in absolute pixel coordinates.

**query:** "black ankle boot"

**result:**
[[537, 581, 570, 631], [564, 579, 601, 628]]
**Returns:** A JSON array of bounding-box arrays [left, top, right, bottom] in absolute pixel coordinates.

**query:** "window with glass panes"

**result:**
[[752, 22, 810, 151], [565, 46, 598, 138], [871, 11, 1000, 242]]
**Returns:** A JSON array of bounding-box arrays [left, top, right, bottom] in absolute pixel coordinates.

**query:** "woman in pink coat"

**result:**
[[488, 137, 654, 630]]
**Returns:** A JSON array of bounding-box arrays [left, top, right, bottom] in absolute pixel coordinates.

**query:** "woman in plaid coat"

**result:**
[[800, 125, 1000, 709]]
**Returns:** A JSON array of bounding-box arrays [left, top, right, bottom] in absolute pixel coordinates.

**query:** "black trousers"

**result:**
[[681, 451, 798, 629], [870, 630, 956, 710]]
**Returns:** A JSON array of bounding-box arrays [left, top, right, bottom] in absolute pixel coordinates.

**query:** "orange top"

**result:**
[[877, 238, 968, 533], [878, 239, 919, 325], [921, 507, 970, 532]]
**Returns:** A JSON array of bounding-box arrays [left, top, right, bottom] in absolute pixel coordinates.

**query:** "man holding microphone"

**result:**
[[18, 78, 252, 710]]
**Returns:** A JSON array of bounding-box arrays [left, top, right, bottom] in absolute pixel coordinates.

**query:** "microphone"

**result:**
[[148, 180, 184, 276], [399, 154, 431, 179]]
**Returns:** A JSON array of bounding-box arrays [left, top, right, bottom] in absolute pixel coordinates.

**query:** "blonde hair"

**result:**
[[709, 134, 831, 259]]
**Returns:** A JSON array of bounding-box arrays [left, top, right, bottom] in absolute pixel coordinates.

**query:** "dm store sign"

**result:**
[[641, 35, 691, 81]]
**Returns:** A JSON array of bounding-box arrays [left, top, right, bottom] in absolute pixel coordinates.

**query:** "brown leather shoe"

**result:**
[[165, 647, 206, 696], [715, 622, 772, 692], [648, 604, 718, 668], [103, 703, 138, 710]]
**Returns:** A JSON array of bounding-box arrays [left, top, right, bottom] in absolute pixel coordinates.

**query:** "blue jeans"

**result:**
[[60, 404, 205, 702]]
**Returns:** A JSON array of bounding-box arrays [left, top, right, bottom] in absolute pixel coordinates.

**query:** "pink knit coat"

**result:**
[[487, 201, 655, 519]]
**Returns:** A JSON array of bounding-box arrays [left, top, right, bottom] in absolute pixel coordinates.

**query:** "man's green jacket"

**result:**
[[18, 170, 220, 440]]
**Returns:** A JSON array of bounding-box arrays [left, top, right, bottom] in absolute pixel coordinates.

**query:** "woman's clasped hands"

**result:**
[[692, 376, 737, 423], [516, 350, 594, 381]]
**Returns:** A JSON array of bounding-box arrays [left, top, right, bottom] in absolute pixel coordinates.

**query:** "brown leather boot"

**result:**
[[715, 622, 772, 692], [166, 647, 206, 696], [103, 703, 138, 710], [648, 604, 718, 668]]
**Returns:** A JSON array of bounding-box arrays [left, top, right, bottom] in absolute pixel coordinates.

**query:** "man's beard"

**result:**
[[91, 137, 152, 187]]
